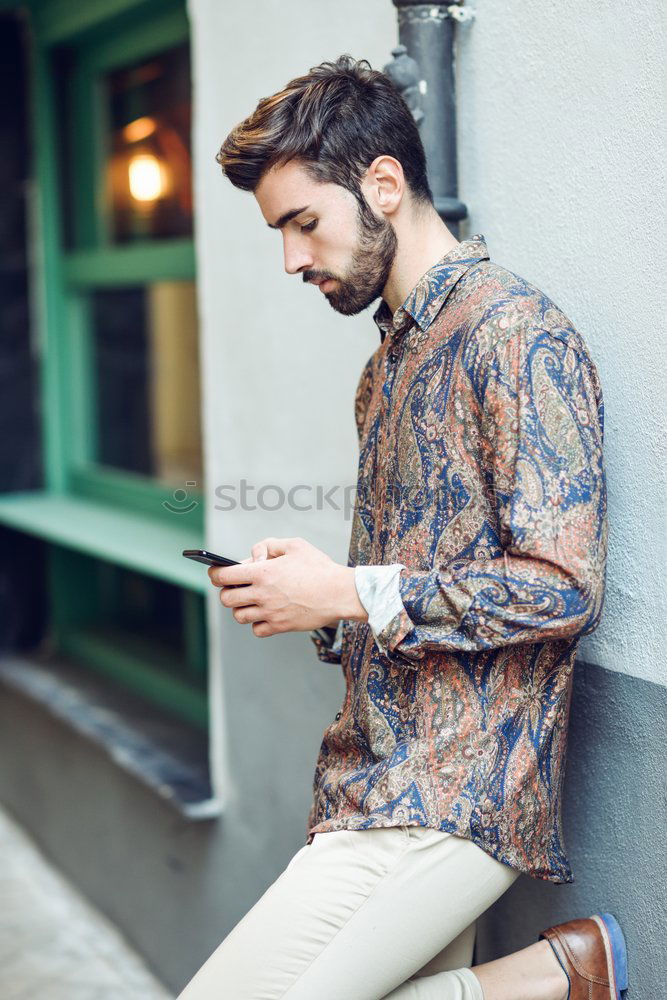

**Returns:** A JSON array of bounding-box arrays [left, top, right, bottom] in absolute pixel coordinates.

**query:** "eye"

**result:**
[[300, 219, 317, 233]]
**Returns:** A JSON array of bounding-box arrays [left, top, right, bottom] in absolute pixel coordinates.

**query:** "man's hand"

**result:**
[[207, 536, 368, 638]]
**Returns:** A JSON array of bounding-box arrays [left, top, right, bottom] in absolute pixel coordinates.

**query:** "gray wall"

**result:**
[[477, 662, 667, 999], [188, 0, 396, 820], [455, 0, 666, 685], [193, 0, 666, 988], [453, 9, 667, 991], [0, 0, 664, 995]]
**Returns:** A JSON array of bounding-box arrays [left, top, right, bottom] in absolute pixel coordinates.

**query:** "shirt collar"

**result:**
[[372, 234, 490, 343]]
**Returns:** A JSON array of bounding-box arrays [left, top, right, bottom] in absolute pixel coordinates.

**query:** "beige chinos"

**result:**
[[178, 824, 520, 999]]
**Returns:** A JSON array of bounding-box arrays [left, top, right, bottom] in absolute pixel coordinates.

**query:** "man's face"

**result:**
[[255, 159, 397, 316]]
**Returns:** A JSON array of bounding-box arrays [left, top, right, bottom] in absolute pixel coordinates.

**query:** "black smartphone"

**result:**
[[182, 549, 240, 567]]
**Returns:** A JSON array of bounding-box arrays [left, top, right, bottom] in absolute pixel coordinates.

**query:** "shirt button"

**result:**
[[335, 712, 342, 721], [388, 350, 399, 363]]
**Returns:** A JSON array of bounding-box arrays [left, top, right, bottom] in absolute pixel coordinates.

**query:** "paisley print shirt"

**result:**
[[307, 234, 608, 883]]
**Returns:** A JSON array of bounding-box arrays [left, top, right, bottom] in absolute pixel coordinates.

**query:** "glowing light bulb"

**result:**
[[128, 154, 165, 202], [123, 116, 157, 143]]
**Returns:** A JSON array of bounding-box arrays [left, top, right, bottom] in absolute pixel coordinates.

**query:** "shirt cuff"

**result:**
[[311, 619, 343, 653], [309, 619, 343, 663], [354, 564, 406, 637]]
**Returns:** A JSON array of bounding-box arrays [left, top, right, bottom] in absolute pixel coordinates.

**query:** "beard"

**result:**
[[303, 197, 398, 316]]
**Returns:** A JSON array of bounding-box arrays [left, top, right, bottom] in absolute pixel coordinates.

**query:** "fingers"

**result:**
[[208, 562, 257, 587], [250, 541, 269, 561], [230, 604, 266, 625], [218, 586, 258, 608], [250, 536, 304, 560], [211, 537, 309, 639], [227, 601, 284, 633], [252, 621, 275, 638], [208, 538, 306, 587], [209, 539, 291, 584], [208, 551, 269, 586]]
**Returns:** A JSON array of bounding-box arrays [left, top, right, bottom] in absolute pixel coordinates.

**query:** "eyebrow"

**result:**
[[266, 205, 310, 230]]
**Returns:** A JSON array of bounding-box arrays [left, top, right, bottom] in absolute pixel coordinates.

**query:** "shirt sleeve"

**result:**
[[309, 619, 343, 664], [374, 323, 609, 668], [354, 564, 406, 636], [309, 352, 378, 667]]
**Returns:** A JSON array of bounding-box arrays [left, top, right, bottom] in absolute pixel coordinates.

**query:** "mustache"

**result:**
[[302, 270, 338, 284]]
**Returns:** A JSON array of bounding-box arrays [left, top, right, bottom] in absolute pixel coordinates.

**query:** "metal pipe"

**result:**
[[385, 1, 471, 236]]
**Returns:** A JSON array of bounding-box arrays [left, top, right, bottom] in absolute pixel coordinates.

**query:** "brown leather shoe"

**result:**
[[539, 912, 629, 999]]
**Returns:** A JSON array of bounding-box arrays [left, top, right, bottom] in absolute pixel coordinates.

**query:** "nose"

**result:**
[[283, 233, 313, 275]]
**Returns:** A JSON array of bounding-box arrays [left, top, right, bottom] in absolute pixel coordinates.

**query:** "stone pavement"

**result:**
[[0, 803, 174, 1000]]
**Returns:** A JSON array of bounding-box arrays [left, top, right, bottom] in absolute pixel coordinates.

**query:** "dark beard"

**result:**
[[304, 197, 397, 317]]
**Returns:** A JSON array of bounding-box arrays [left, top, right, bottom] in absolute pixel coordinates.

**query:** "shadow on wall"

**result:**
[[476, 660, 667, 1000]]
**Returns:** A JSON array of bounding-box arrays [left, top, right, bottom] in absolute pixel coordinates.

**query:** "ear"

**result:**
[[361, 155, 405, 217]]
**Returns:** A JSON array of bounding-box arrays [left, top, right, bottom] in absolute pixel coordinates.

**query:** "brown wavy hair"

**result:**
[[216, 54, 433, 212]]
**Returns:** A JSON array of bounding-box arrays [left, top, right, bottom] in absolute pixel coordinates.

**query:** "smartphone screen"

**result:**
[[182, 549, 239, 567]]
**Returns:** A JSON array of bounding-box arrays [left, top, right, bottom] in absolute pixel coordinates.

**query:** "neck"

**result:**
[[382, 207, 461, 315]]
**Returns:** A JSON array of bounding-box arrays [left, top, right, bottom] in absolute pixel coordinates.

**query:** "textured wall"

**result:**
[[190, 2, 665, 994], [477, 662, 667, 999], [190, 0, 385, 564], [193, 0, 667, 695], [449, 4, 667, 988], [191, 0, 666, 987], [189, 0, 396, 831], [0, 2, 663, 995], [454, 0, 666, 687]]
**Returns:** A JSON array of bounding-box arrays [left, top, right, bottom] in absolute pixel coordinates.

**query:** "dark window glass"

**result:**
[[104, 563, 184, 650], [106, 42, 192, 243], [50, 550, 208, 696], [91, 281, 202, 484]]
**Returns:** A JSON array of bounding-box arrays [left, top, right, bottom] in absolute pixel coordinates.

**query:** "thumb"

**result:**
[[250, 540, 269, 561], [251, 537, 291, 561]]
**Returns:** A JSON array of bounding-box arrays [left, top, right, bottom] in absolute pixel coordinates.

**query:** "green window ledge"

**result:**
[[0, 491, 207, 593], [63, 240, 195, 287]]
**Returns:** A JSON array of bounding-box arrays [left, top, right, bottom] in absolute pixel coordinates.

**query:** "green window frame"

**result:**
[[0, 0, 210, 730], [43, 0, 202, 522]]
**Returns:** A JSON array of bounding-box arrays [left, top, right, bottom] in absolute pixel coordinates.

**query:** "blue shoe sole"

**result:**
[[596, 912, 629, 998]]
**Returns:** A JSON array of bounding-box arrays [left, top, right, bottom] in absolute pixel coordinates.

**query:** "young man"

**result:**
[[179, 56, 627, 1000]]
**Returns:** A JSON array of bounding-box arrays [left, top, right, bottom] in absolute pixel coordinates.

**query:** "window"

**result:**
[[89, 281, 202, 484], [55, 3, 203, 509], [0, 1, 210, 738], [105, 43, 193, 245], [49, 546, 208, 731]]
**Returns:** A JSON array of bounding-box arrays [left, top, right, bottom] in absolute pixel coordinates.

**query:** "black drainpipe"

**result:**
[[384, 1, 474, 238]]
